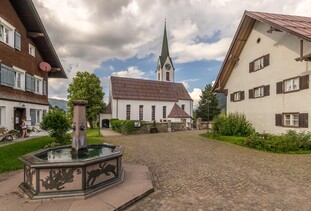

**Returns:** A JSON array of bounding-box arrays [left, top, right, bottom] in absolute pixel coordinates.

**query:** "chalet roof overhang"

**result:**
[[212, 10, 311, 93], [10, 0, 67, 79]]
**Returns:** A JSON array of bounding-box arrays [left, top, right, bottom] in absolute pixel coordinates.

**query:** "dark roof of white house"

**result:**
[[110, 76, 192, 101], [167, 103, 191, 118], [213, 11, 311, 93]]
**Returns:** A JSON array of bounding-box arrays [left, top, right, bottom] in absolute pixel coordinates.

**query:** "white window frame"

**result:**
[[254, 57, 264, 71], [283, 113, 299, 127], [234, 92, 241, 101], [13, 66, 26, 90], [0, 18, 15, 48], [284, 77, 299, 93], [34, 75, 43, 95], [254, 86, 264, 98], [29, 44, 35, 57]]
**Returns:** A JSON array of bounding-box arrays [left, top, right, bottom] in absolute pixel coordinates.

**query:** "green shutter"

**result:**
[[43, 80, 47, 95], [0, 64, 15, 87], [14, 31, 21, 51]]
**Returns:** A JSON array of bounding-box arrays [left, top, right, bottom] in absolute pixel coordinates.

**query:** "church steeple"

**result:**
[[157, 20, 174, 82], [160, 20, 170, 61]]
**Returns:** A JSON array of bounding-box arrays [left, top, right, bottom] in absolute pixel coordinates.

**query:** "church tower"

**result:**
[[156, 21, 174, 82]]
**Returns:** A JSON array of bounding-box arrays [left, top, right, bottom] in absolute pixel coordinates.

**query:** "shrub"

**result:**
[[212, 113, 254, 137], [110, 119, 137, 134], [244, 130, 311, 152], [40, 110, 71, 144]]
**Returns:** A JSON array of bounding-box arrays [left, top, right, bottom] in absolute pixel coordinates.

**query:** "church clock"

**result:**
[[165, 63, 171, 70]]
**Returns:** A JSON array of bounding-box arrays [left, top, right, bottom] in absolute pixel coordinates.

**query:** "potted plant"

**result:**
[[150, 120, 158, 133]]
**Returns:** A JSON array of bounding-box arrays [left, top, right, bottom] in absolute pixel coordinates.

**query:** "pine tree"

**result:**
[[195, 84, 220, 121]]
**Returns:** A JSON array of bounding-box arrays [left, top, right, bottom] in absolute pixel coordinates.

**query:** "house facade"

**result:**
[[213, 11, 311, 134], [0, 0, 66, 130]]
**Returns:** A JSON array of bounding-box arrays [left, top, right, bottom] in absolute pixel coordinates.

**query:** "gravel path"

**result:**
[[104, 130, 311, 210]]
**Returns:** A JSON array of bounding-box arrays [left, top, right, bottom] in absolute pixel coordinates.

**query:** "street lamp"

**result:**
[[206, 99, 211, 132]]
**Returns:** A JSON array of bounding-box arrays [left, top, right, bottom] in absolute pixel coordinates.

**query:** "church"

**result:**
[[101, 22, 193, 126]]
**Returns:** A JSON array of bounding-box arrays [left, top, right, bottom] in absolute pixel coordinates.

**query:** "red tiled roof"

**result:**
[[111, 76, 192, 101], [247, 11, 311, 41], [168, 103, 191, 118], [213, 11, 311, 92]]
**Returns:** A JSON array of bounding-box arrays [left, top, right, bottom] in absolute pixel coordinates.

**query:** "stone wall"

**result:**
[[196, 118, 211, 130], [132, 122, 188, 134]]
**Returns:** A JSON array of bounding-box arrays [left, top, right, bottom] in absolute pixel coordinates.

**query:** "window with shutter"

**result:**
[[26, 74, 35, 92], [249, 61, 254, 73], [254, 86, 264, 98], [263, 54, 270, 67], [43, 80, 47, 95], [275, 114, 282, 126], [264, 85, 270, 96], [14, 31, 21, 51], [231, 91, 244, 102], [249, 89, 254, 99], [240, 91, 245, 100], [299, 113, 308, 128], [276, 81, 283, 94], [299, 75, 309, 90], [284, 77, 299, 92], [283, 113, 299, 127], [0, 64, 15, 87], [250, 54, 270, 73]]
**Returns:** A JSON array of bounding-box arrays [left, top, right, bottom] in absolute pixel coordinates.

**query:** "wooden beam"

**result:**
[[27, 32, 44, 38], [51, 68, 61, 72]]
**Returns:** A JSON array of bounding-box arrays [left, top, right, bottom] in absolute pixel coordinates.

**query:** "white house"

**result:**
[[213, 11, 311, 134]]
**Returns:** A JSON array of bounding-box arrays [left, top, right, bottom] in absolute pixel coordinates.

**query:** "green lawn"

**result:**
[[0, 129, 104, 173], [201, 132, 246, 146]]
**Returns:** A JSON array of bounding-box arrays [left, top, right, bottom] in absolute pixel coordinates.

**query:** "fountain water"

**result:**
[[19, 100, 124, 199]]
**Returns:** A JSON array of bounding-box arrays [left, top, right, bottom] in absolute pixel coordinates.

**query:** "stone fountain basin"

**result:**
[[19, 143, 124, 199]]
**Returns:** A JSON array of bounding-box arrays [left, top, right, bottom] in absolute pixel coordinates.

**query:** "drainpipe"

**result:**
[[116, 99, 118, 119]]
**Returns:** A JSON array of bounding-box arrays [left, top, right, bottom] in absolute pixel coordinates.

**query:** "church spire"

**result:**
[[161, 19, 170, 59]]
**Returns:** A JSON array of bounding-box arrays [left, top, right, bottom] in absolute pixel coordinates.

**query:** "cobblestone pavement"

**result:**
[[105, 130, 311, 211]]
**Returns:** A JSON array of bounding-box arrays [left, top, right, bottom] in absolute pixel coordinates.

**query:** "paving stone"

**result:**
[[105, 130, 311, 211]]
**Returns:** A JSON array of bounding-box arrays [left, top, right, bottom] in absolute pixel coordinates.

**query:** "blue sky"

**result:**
[[33, 0, 311, 106]]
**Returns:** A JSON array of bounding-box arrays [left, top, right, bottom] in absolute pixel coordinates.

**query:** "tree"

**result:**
[[67, 72, 105, 128], [195, 84, 220, 121], [40, 110, 71, 144]]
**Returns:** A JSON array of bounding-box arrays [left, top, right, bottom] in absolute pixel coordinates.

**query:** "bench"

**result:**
[[0, 127, 14, 142]]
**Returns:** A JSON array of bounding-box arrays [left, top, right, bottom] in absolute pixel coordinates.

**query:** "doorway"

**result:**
[[14, 108, 26, 130]]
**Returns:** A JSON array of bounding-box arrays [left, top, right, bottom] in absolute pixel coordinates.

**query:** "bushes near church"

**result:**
[[110, 119, 137, 134]]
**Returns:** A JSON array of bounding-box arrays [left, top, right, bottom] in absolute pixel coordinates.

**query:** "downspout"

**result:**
[[116, 99, 118, 119]]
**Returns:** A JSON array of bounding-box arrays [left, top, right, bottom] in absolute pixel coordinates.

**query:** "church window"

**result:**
[[126, 105, 131, 120], [166, 72, 170, 81], [151, 106, 155, 121], [163, 106, 166, 118], [139, 105, 143, 120], [181, 104, 185, 110]]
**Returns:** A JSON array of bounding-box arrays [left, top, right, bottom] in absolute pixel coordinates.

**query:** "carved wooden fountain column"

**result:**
[[72, 100, 88, 152]]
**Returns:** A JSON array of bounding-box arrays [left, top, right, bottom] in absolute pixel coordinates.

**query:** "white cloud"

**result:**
[[111, 66, 146, 78], [172, 37, 232, 63], [33, 0, 311, 100], [189, 88, 202, 108]]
